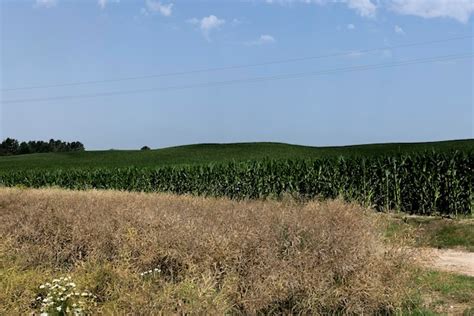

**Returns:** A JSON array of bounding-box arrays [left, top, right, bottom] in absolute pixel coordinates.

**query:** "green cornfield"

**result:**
[[0, 151, 472, 215]]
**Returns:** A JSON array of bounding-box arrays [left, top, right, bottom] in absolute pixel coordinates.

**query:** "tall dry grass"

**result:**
[[0, 188, 415, 314]]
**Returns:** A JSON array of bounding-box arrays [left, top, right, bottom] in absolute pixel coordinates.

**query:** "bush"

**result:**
[[140, 146, 151, 151], [0, 188, 415, 314]]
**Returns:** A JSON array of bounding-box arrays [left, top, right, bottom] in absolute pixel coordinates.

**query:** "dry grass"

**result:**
[[0, 188, 416, 314]]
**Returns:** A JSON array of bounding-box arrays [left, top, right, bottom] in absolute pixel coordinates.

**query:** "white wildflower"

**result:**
[[35, 276, 96, 315]]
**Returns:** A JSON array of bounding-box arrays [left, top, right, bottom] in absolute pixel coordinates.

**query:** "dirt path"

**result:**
[[422, 248, 474, 277]]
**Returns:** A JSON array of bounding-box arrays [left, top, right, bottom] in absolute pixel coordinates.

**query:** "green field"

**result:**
[[1, 139, 472, 171]]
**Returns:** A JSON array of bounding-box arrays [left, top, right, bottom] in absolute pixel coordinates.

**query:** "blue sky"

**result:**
[[1, 0, 473, 149]]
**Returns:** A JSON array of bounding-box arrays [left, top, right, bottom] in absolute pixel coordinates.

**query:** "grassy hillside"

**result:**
[[0, 139, 472, 171]]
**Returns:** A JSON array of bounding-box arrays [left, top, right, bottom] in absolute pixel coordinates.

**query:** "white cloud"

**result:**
[[347, 23, 355, 29], [346, 48, 392, 59], [260, 34, 276, 43], [344, 0, 377, 17], [394, 25, 405, 34], [98, 0, 106, 9], [144, 0, 173, 17], [347, 50, 365, 58], [189, 15, 226, 41], [231, 18, 243, 26], [390, 0, 474, 23], [265, 0, 474, 23], [246, 34, 276, 45], [98, 0, 119, 10], [35, 0, 57, 8], [201, 15, 225, 32], [265, 0, 377, 17]]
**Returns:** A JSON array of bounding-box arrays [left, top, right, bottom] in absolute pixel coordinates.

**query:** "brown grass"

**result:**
[[0, 188, 415, 314]]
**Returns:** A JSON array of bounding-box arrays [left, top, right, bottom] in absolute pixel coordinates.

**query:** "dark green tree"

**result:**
[[0, 138, 20, 155], [18, 142, 31, 155], [0, 138, 85, 156]]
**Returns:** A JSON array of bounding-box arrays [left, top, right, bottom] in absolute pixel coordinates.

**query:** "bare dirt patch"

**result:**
[[422, 248, 474, 277]]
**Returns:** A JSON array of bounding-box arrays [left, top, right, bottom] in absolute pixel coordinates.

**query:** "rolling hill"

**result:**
[[0, 139, 472, 171]]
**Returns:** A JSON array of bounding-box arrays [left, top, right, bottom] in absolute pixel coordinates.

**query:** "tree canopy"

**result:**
[[0, 138, 85, 156]]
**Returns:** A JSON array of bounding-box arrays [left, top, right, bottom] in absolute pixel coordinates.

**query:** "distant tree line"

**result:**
[[0, 138, 85, 156]]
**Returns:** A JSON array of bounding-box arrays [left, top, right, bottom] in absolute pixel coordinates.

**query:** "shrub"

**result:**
[[0, 188, 415, 314]]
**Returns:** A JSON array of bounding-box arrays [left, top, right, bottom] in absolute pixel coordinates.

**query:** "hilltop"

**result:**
[[0, 139, 472, 171]]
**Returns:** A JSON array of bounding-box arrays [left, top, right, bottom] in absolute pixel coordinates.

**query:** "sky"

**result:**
[[0, 0, 473, 150]]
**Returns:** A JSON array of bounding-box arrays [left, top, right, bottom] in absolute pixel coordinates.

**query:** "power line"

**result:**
[[2, 53, 471, 105], [1, 34, 473, 92]]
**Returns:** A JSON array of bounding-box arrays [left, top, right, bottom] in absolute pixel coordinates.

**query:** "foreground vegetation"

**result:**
[[2, 188, 473, 314], [414, 270, 474, 314], [0, 139, 472, 170], [0, 188, 418, 314], [386, 216, 474, 252], [1, 151, 471, 215]]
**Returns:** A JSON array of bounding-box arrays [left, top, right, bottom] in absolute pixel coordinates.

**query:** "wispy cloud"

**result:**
[[143, 0, 173, 17], [265, 0, 377, 17], [231, 18, 244, 26], [346, 48, 392, 59], [394, 25, 405, 34], [265, 0, 474, 23], [389, 0, 474, 24], [188, 15, 226, 41], [35, 0, 57, 8], [347, 50, 365, 58], [345, 0, 377, 17], [246, 34, 276, 46], [98, 0, 119, 10], [347, 23, 355, 30], [98, 0, 107, 9]]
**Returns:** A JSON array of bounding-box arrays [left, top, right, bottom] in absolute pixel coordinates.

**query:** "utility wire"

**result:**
[[2, 53, 472, 105], [1, 34, 473, 92]]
